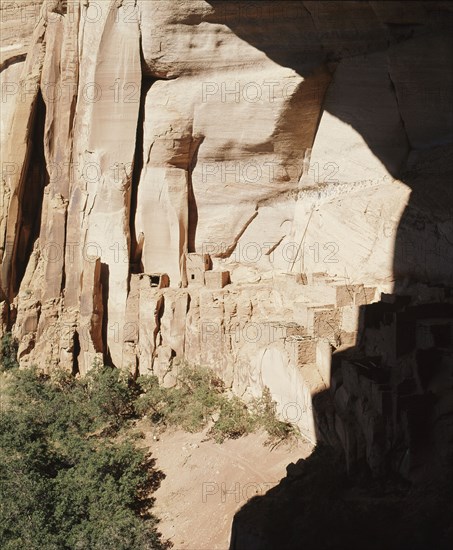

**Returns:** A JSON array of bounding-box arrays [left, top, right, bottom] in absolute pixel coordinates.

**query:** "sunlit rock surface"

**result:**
[[1, 0, 452, 479]]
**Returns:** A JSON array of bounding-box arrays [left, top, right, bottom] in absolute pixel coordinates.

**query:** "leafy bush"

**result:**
[[0, 332, 19, 371], [251, 387, 296, 440], [85, 360, 137, 429], [0, 365, 169, 550], [136, 365, 296, 443], [135, 365, 224, 432], [211, 395, 255, 442]]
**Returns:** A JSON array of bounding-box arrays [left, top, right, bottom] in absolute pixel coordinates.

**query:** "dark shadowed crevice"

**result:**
[[387, 69, 411, 152], [11, 90, 47, 298], [129, 77, 156, 276], [0, 54, 27, 72], [72, 330, 80, 376], [151, 296, 164, 371], [100, 262, 112, 366]]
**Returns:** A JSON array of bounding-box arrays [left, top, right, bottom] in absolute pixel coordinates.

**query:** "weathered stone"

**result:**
[[141, 273, 170, 290], [204, 270, 230, 289], [78, 258, 104, 375], [159, 291, 189, 358], [122, 274, 140, 373], [138, 280, 164, 375], [313, 308, 342, 341], [355, 287, 377, 306], [292, 337, 317, 366], [186, 253, 212, 286], [316, 339, 332, 384]]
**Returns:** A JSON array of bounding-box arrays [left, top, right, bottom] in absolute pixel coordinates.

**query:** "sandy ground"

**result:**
[[144, 426, 313, 550]]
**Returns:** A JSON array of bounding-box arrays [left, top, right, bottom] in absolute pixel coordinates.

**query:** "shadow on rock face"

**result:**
[[205, 1, 453, 548], [229, 444, 453, 550]]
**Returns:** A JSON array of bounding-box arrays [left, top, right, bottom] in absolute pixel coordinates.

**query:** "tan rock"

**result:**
[[204, 270, 230, 289], [1, 0, 452, 480], [78, 257, 104, 375], [138, 278, 163, 375]]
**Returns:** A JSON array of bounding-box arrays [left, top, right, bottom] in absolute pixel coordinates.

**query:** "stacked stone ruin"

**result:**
[[186, 253, 230, 289]]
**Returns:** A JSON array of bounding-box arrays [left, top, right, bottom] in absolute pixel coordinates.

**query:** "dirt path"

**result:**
[[145, 427, 313, 550]]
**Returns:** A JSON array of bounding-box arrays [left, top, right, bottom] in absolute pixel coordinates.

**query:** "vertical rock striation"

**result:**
[[1, 0, 452, 478]]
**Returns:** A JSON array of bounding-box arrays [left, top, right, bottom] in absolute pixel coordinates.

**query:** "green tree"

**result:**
[[0, 366, 169, 550], [0, 332, 19, 371]]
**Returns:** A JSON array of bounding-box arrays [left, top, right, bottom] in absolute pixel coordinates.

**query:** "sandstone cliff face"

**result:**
[[1, 0, 452, 478]]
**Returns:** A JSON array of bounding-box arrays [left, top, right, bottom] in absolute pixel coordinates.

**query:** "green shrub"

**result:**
[[0, 365, 169, 550], [85, 360, 136, 429], [211, 395, 256, 442], [0, 332, 19, 371], [136, 365, 223, 432], [136, 365, 296, 443], [251, 387, 296, 440]]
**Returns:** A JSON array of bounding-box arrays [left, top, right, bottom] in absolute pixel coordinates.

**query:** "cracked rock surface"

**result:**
[[1, 0, 452, 479]]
